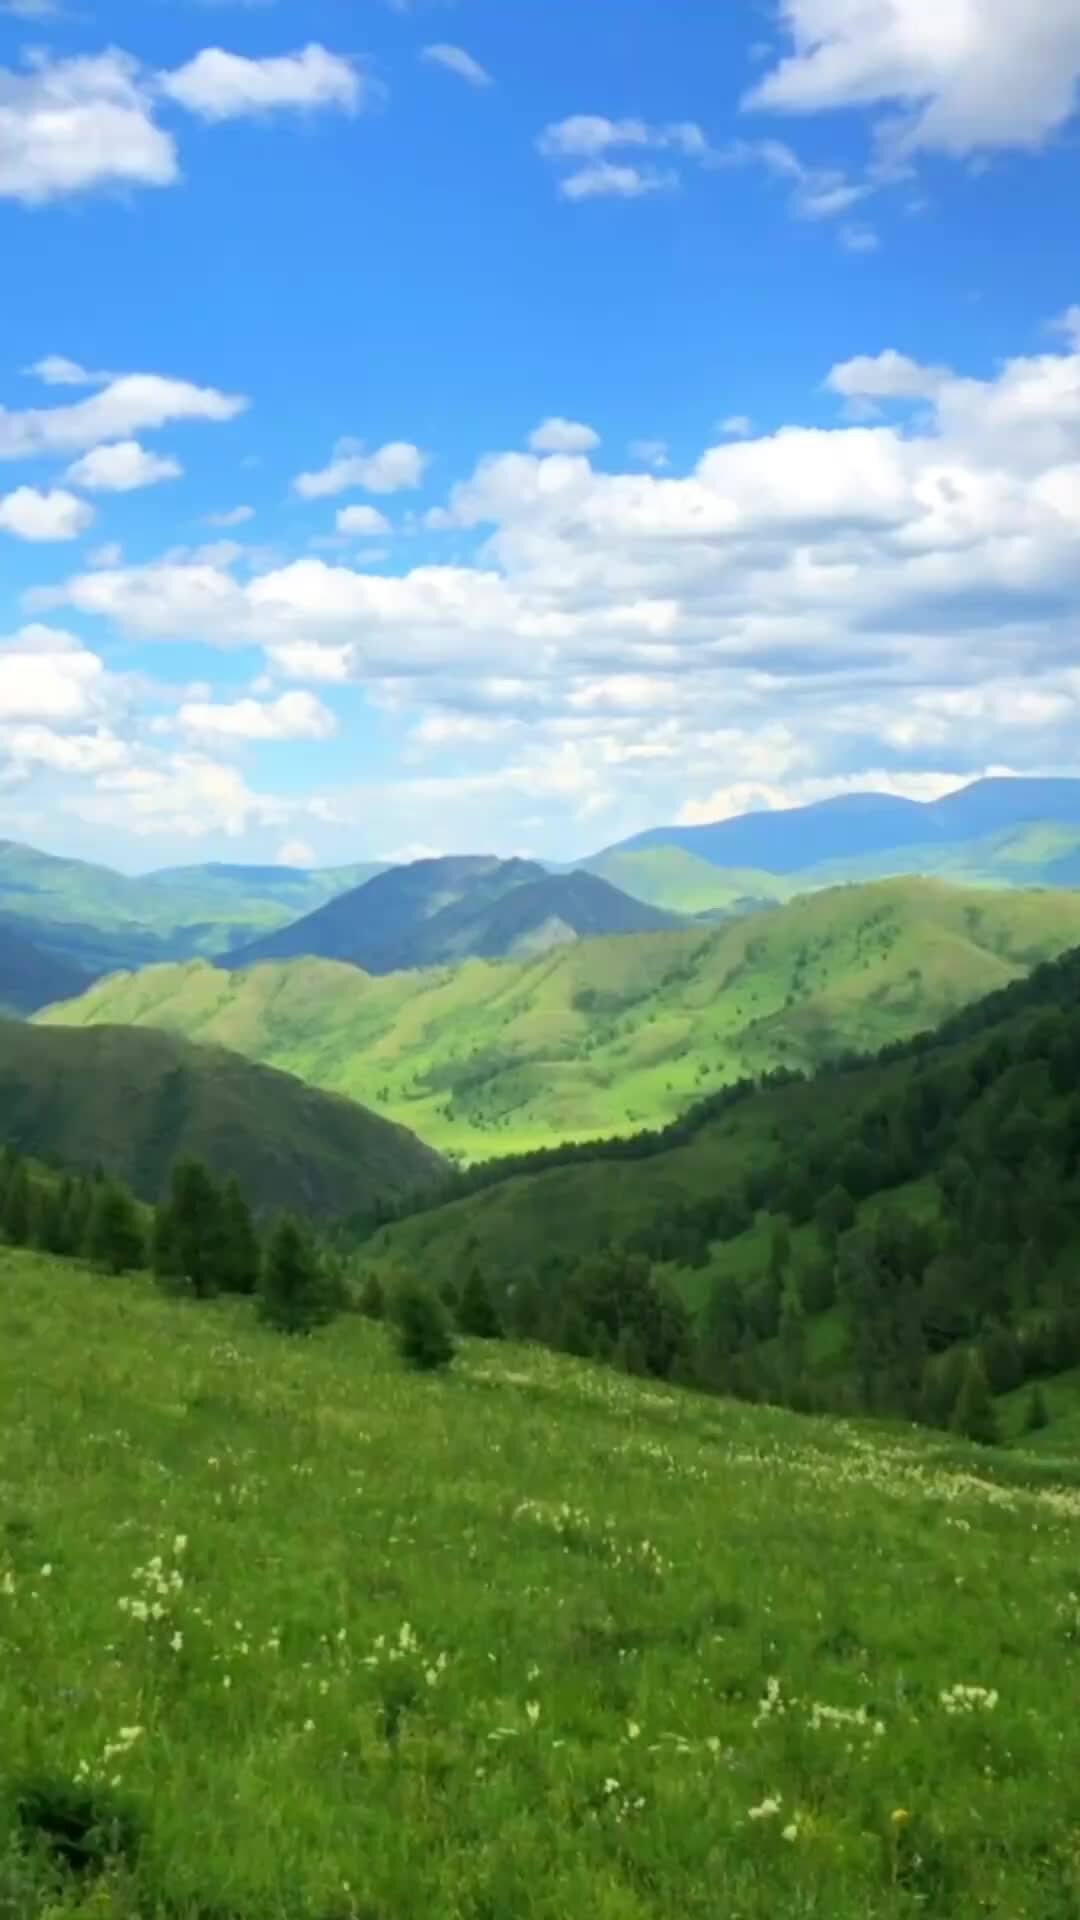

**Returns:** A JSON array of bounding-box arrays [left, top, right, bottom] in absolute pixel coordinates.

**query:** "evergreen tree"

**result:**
[[767, 1218, 792, 1284], [1023, 1384, 1050, 1433], [950, 1350, 1000, 1447], [358, 1272, 386, 1320], [815, 1183, 855, 1248], [456, 1266, 502, 1339], [159, 1158, 225, 1298], [86, 1181, 145, 1275], [778, 1275, 808, 1384], [62, 1177, 93, 1260], [3, 1158, 31, 1246], [393, 1278, 454, 1371], [979, 1322, 1024, 1395], [614, 1325, 648, 1376], [258, 1214, 336, 1334], [31, 1177, 69, 1256], [217, 1177, 260, 1295]]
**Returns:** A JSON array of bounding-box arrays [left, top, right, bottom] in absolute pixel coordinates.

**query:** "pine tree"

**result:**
[[3, 1158, 31, 1246], [160, 1158, 225, 1297], [86, 1182, 145, 1275], [62, 1177, 93, 1260], [979, 1322, 1024, 1395], [217, 1177, 260, 1295], [456, 1266, 502, 1339], [257, 1214, 336, 1335], [1023, 1384, 1050, 1433], [358, 1272, 386, 1320], [393, 1278, 454, 1372], [950, 1350, 1000, 1447], [31, 1177, 69, 1255]]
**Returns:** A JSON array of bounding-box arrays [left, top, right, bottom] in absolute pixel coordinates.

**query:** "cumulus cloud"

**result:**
[[745, 0, 1080, 157], [293, 440, 428, 498], [65, 440, 182, 492], [0, 50, 178, 205], [0, 624, 108, 721], [0, 368, 246, 459], [0, 42, 364, 207], [176, 689, 337, 742], [528, 418, 600, 455], [159, 44, 361, 121], [25, 356, 112, 388], [39, 313, 1080, 850], [421, 44, 493, 89], [336, 503, 392, 536], [0, 486, 93, 540], [204, 504, 255, 528]]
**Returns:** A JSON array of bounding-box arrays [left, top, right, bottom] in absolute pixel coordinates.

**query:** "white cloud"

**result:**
[[0, 49, 178, 205], [65, 440, 182, 493], [159, 44, 361, 121], [421, 44, 493, 89], [528, 418, 600, 455], [293, 440, 428, 498], [559, 162, 677, 202], [204, 504, 255, 527], [87, 542, 123, 569], [0, 624, 108, 722], [336, 503, 392, 536], [745, 0, 1080, 157], [41, 314, 1080, 857], [0, 368, 246, 459], [25, 355, 111, 388], [719, 415, 753, 437], [176, 689, 337, 742], [676, 767, 983, 826], [81, 752, 288, 840], [537, 116, 707, 159], [276, 836, 316, 867], [0, 486, 93, 540]]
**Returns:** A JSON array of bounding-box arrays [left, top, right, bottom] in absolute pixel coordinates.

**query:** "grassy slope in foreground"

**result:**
[[4, 1254, 1080, 1920], [39, 876, 1080, 1159], [0, 1021, 444, 1220]]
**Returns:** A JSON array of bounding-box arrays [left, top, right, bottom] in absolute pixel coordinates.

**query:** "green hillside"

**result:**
[[0, 1021, 444, 1220], [583, 847, 791, 914], [40, 877, 1080, 1158], [356, 937, 1080, 1436], [5, 1251, 1080, 1920], [0, 841, 378, 975]]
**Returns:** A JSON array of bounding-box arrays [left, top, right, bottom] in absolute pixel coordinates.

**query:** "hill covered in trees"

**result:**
[[40, 877, 1080, 1157], [0, 1020, 445, 1221], [358, 937, 1080, 1442]]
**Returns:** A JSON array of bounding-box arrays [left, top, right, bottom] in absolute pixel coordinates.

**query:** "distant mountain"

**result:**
[[601, 777, 1080, 874], [0, 1020, 444, 1221], [223, 856, 680, 973], [0, 923, 90, 1017], [583, 847, 789, 915], [41, 877, 1080, 1161], [0, 840, 381, 975]]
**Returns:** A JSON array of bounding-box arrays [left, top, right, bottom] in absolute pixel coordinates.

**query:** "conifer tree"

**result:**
[[86, 1181, 145, 1275], [31, 1176, 68, 1255], [456, 1265, 502, 1339], [159, 1158, 225, 1298], [393, 1277, 454, 1371], [217, 1177, 260, 1295], [358, 1271, 386, 1320], [1023, 1383, 1050, 1433], [3, 1158, 31, 1246], [257, 1214, 335, 1335], [950, 1350, 1000, 1447]]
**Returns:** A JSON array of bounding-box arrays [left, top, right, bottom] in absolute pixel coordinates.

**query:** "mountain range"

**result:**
[[38, 877, 1080, 1159], [4, 777, 1080, 988]]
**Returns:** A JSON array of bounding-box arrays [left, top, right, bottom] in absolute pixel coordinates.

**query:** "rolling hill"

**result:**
[[0, 1020, 445, 1220], [600, 775, 1080, 874], [0, 840, 380, 976], [223, 855, 680, 973], [38, 877, 1080, 1158], [0, 922, 90, 1017]]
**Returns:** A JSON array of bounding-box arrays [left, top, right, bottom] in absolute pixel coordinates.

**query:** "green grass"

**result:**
[[582, 849, 792, 914], [4, 1249, 1080, 1919], [0, 1021, 445, 1220], [38, 877, 1080, 1160]]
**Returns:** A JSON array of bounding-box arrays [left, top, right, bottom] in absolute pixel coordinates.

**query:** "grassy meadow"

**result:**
[[38, 877, 1080, 1159], [4, 1249, 1080, 1919]]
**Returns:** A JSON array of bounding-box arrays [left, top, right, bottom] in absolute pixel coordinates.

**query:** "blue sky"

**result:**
[[1, 0, 1079, 872]]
